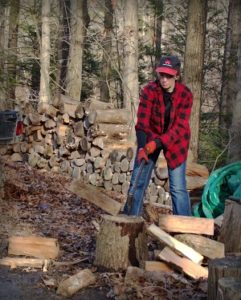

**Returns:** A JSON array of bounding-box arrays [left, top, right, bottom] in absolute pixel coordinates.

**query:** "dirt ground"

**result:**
[[0, 159, 208, 300]]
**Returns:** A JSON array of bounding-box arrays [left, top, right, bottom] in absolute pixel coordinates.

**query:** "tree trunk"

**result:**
[[183, 0, 207, 161], [219, 0, 241, 133], [154, 0, 163, 67], [228, 32, 241, 162], [218, 199, 241, 254], [94, 214, 148, 270], [39, 0, 51, 104], [65, 0, 85, 101], [208, 255, 241, 300], [0, 3, 9, 109], [7, 0, 20, 106], [100, 0, 113, 103], [122, 0, 139, 142], [217, 277, 241, 300]]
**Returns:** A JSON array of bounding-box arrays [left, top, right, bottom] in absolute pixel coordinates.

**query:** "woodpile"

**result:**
[[3, 95, 209, 208]]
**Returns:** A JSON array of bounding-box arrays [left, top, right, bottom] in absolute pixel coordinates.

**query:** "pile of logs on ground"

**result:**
[[95, 198, 241, 300], [1, 95, 209, 207]]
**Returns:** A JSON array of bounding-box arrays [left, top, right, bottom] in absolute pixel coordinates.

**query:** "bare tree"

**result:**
[[65, 0, 85, 101], [39, 0, 50, 104], [228, 5, 241, 162], [122, 0, 139, 142], [220, 0, 241, 133], [0, 1, 9, 109], [7, 0, 20, 107], [183, 0, 207, 161], [100, 0, 114, 103]]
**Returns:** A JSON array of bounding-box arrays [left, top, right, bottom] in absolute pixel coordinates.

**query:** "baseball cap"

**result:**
[[155, 55, 181, 76]]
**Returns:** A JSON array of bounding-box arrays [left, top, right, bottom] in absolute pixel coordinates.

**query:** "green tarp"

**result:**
[[193, 161, 241, 219]]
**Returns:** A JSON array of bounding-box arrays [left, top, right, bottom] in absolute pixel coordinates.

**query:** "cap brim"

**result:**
[[155, 66, 177, 76]]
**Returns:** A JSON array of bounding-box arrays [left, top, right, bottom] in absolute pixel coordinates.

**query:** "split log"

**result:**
[[68, 180, 122, 215], [94, 214, 148, 270], [158, 247, 208, 279], [186, 162, 209, 178], [218, 199, 241, 254], [84, 99, 114, 113], [38, 103, 59, 117], [208, 255, 241, 300], [144, 261, 172, 272], [174, 234, 224, 259], [0, 257, 49, 270], [144, 203, 172, 223], [158, 214, 214, 235], [92, 123, 130, 139], [58, 94, 80, 118], [79, 137, 91, 151], [8, 236, 59, 259], [89, 109, 130, 124], [147, 224, 203, 264], [164, 176, 207, 191], [28, 112, 41, 125], [75, 103, 85, 119], [57, 269, 96, 297], [217, 277, 241, 300], [156, 159, 209, 178]]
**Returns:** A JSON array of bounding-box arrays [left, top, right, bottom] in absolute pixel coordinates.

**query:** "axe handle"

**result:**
[[127, 159, 145, 213]]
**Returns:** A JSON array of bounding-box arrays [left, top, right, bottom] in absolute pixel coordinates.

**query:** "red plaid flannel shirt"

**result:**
[[135, 80, 193, 169]]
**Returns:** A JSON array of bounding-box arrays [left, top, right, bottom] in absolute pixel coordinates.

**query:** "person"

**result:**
[[124, 55, 193, 216]]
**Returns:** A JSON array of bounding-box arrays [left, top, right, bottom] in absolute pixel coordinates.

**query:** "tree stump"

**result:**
[[208, 255, 241, 300], [217, 277, 241, 300], [218, 199, 241, 254], [94, 214, 148, 271]]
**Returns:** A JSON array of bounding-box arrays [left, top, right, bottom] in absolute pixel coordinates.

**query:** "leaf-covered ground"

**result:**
[[0, 160, 207, 300]]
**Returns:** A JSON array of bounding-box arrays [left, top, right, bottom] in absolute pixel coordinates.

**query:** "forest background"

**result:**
[[0, 0, 241, 172]]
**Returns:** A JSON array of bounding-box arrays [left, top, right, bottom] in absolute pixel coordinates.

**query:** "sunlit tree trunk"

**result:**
[[220, 0, 241, 135], [100, 0, 113, 103], [0, 2, 10, 109], [39, 0, 51, 104], [183, 0, 207, 161], [123, 0, 139, 142], [154, 0, 163, 67], [228, 4, 241, 162], [7, 0, 20, 107], [65, 0, 85, 101]]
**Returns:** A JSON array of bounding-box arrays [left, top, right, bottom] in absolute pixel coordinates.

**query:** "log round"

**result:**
[[217, 277, 241, 300], [208, 255, 241, 300], [218, 199, 241, 254], [94, 214, 148, 271]]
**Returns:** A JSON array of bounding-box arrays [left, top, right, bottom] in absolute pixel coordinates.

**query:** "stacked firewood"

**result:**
[[5, 95, 209, 206]]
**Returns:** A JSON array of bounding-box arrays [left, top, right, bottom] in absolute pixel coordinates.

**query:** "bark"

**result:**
[[65, 0, 87, 101], [0, 3, 9, 108], [220, 0, 241, 132], [217, 277, 241, 300], [122, 0, 139, 142], [208, 255, 241, 300], [228, 30, 241, 162], [39, 0, 51, 104], [218, 199, 241, 254], [7, 0, 20, 106], [183, 0, 207, 161], [94, 214, 148, 270], [153, 0, 163, 67], [100, 0, 113, 103]]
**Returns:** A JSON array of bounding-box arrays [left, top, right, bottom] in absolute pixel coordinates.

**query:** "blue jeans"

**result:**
[[124, 150, 191, 216]]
